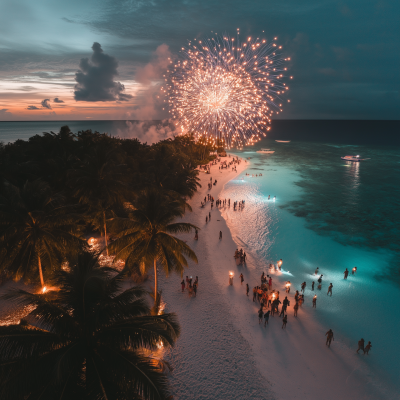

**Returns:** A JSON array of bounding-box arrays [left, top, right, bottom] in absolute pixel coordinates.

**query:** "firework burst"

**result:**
[[163, 31, 292, 148]]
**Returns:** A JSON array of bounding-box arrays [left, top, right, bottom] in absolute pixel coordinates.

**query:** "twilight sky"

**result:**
[[0, 0, 399, 121]]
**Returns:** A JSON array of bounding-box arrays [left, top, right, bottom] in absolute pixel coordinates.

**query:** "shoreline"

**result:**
[[159, 156, 274, 399], [161, 155, 395, 400]]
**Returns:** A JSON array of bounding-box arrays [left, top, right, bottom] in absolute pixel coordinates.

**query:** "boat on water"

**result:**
[[275, 140, 291, 143], [256, 148, 275, 154], [341, 155, 369, 162], [341, 156, 364, 162]]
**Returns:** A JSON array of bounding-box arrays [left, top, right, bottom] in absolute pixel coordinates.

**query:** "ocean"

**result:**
[[221, 136, 400, 392]]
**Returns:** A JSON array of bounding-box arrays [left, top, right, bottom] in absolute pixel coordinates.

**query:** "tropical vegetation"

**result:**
[[0, 251, 180, 400], [0, 126, 212, 398]]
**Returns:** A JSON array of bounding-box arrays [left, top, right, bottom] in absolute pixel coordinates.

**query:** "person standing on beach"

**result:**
[[312, 281, 315, 290], [327, 283, 333, 296], [268, 277, 272, 290], [364, 341, 372, 355], [209, 211, 211, 220], [325, 329, 334, 347], [264, 310, 270, 326], [219, 231, 222, 240], [294, 302, 299, 317], [312, 295, 317, 308], [280, 297, 290, 317], [206, 216, 208, 223], [356, 338, 365, 354], [344, 268, 349, 279], [253, 287, 257, 302], [181, 280, 185, 292], [282, 315, 288, 329], [301, 282, 306, 292], [315, 267, 319, 275], [186, 276, 189, 289], [246, 283, 249, 296], [240, 273, 244, 285], [258, 308, 264, 324]]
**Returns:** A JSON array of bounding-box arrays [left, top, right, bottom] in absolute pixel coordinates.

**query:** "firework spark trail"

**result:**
[[163, 31, 292, 148]]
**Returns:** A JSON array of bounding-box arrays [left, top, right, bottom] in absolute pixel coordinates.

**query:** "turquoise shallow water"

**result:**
[[222, 139, 400, 391]]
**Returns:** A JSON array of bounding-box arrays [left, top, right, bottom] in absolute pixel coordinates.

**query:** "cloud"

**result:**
[[53, 97, 64, 103], [0, 109, 12, 117], [27, 105, 40, 110], [41, 98, 52, 109], [117, 119, 180, 144], [74, 42, 133, 102], [129, 44, 172, 119]]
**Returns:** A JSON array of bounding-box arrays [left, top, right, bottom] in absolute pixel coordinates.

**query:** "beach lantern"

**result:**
[[42, 286, 47, 294]]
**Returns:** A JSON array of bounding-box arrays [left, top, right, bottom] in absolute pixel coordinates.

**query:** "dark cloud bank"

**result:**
[[74, 42, 132, 102], [53, 97, 64, 103]]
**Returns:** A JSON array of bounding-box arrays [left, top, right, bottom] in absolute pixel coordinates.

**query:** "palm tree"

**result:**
[[68, 146, 128, 255], [0, 180, 86, 288], [108, 189, 198, 306], [0, 251, 180, 400]]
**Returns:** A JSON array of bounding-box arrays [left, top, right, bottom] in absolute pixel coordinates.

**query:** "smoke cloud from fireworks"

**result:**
[[164, 32, 291, 148]]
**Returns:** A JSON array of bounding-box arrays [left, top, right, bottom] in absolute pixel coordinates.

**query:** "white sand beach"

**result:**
[[159, 156, 395, 400]]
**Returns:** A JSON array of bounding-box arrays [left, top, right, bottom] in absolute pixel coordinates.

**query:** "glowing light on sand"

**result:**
[[42, 286, 47, 293], [166, 33, 291, 148]]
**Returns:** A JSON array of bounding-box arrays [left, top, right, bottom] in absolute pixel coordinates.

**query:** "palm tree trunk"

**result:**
[[154, 258, 158, 305], [38, 255, 44, 288], [103, 211, 108, 256]]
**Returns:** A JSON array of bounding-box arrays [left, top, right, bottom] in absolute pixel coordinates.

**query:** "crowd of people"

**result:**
[[181, 275, 199, 297], [234, 248, 247, 265], [237, 262, 369, 354]]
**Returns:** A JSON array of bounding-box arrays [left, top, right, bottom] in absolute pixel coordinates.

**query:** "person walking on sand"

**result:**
[[181, 280, 185, 292], [258, 308, 264, 324], [206, 216, 208, 223], [253, 286, 257, 302], [193, 283, 197, 297], [315, 267, 319, 275], [264, 310, 270, 326], [325, 329, 334, 347], [282, 315, 288, 329], [280, 297, 290, 317], [356, 338, 365, 354], [219, 231, 222, 240], [240, 273, 244, 285], [312, 281, 315, 290], [269, 277, 272, 289], [246, 283, 249, 296], [364, 341, 372, 355], [301, 282, 306, 292], [194, 229, 198, 240], [312, 295, 317, 308], [209, 211, 211, 220], [327, 283, 333, 296], [344, 268, 349, 279], [294, 302, 299, 317]]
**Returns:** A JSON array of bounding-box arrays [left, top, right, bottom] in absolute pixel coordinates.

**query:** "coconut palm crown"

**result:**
[[0, 180, 86, 287], [108, 189, 198, 304], [0, 251, 180, 400]]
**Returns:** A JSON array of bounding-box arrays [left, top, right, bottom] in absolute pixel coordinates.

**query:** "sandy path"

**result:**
[[160, 158, 274, 399]]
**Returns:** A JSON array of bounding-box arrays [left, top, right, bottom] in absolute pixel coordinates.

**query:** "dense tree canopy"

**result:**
[[0, 251, 180, 400]]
